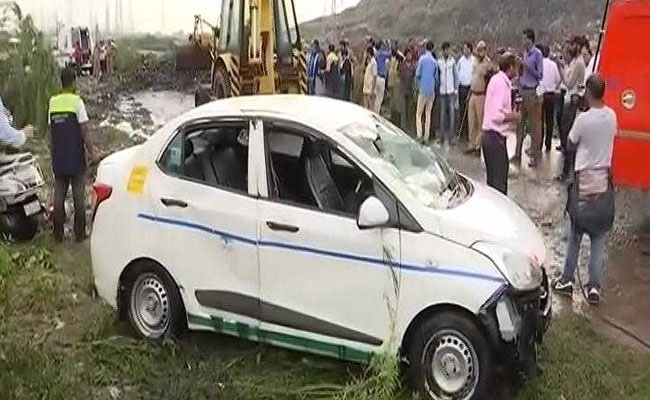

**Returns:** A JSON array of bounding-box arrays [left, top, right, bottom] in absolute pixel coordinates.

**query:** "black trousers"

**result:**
[[560, 97, 580, 178], [458, 85, 471, 143], [481, 130, 509, 195], [556, 90, 566, 141], [53, 173, 86, 241], [541, 92, 556, 151]]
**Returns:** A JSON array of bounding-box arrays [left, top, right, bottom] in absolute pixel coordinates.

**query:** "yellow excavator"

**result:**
[[176, 0, 308, 106]]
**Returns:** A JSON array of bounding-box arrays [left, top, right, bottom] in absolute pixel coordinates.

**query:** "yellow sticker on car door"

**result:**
[[126, 165, 149, 194]]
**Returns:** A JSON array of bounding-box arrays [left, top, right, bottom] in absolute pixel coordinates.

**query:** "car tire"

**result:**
[[406, 311, 493, 400], [124, 262, 187, 339]]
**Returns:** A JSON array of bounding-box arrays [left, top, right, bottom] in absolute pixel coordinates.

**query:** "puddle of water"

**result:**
[[132, 90, 195, 127]]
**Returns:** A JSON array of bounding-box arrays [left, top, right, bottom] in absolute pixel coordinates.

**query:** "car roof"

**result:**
[[184, 94, 372, 133]]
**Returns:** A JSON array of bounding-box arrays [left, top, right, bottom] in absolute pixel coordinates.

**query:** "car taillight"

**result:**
[[91, 183, 112, 221]]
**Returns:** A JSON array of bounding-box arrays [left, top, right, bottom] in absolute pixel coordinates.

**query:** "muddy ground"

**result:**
[[74, 72, 650, 352]]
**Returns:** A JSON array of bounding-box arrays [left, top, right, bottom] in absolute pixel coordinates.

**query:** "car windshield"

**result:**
[[339, 114, 462, 209]]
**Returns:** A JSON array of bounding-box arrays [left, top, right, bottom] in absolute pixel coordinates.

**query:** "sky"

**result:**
[[18, 0, 360, 34]]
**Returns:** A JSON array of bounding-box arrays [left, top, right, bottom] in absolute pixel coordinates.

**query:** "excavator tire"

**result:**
[[213, 64, 232, 100]]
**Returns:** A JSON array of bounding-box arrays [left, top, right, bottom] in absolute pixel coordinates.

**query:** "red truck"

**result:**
[[599, 0, 650, 189]]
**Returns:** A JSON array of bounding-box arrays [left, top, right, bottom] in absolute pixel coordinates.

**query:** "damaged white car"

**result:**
[[91, 95, 551, 399]]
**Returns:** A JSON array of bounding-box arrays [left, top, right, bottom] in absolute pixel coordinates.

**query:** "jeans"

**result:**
[[481, 130, 509, 195], [562, 223, 607, 289], [53, 173, 86, 241], [439, 94, 456, 147]]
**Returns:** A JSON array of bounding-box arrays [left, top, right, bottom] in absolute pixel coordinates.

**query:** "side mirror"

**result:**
[[358, 196, 390, 229]]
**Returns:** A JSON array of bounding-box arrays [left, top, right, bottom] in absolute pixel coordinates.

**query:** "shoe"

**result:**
[[555, 174, 567, 182], [553, 279, 573, 297], [528, 160, 538, 168], [587, 287, 601, 305], [556, 145, 564, 152], [510, 156, 521, 164], [545, 147, 551, 153], [464, 148, 477, 155]]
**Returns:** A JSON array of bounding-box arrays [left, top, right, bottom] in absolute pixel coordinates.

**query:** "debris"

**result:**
[[108, 385, 121, 400]]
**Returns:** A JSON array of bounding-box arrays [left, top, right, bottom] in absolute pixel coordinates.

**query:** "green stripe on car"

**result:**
[[188, 314, 373, 363]]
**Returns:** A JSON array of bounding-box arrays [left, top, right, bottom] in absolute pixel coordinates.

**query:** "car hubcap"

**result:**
[[424, 330, 479, 399], [130, 274, 170, 337]]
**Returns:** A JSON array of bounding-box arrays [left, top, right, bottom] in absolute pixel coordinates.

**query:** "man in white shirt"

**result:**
[[456, 42, 474, 143], [437, 42, 458, 149], [553, 74, 616, 305], [0, 96, 32, 147], [539, 44, 562, 152]]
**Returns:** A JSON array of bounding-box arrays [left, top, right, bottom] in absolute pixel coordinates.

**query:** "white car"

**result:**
[[91, 95, 551, 400]]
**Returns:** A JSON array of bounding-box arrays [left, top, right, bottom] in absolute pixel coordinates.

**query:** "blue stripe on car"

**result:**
[[137, 213, 506, 284]]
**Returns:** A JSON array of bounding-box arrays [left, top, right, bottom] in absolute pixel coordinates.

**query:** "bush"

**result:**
[[0, 3, 59, 133]]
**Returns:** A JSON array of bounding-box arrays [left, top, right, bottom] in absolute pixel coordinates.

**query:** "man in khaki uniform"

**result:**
[[466, 41, 492, 155]]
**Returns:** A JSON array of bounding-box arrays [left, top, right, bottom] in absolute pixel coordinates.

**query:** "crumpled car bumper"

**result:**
[[479, 268, 552, 377]]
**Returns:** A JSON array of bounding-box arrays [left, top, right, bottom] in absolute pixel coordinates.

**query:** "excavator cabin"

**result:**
[[178, 0, 307, 106]]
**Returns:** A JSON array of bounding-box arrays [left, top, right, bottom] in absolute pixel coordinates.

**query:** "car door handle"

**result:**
[[160, 198, 188, 208], [266, 221, 299, 233]]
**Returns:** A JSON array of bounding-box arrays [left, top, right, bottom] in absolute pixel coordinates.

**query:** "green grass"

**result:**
[[0, 239, 649, 400]]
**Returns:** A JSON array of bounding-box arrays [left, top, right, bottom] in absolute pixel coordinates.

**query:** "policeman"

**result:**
[[48, 67, 96, 242]]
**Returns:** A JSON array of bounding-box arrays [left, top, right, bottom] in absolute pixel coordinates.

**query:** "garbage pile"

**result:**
[[116, 52, 209, 93]]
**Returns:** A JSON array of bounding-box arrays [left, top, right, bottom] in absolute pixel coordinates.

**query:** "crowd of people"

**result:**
[[307, 29, 614, 305], [72, 39, 117, 78]]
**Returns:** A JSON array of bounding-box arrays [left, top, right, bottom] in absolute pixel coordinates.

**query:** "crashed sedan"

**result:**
[[91, 95, 551, 399]]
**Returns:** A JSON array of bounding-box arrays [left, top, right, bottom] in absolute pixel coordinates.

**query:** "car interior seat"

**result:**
[[301, 139, 343, 211], [208, 129, 247, 191], [183, 139, 205, 181]]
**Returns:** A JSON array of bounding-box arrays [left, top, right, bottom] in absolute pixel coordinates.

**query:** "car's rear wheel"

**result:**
[[407, 312, 493, 400], [124, 263, 186, 339]]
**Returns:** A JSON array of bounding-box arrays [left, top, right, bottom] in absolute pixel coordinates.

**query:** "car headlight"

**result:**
[[472, 241, 543, 291]]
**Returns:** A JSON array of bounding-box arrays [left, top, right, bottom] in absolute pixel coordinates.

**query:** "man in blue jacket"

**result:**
[[374, 40, 392, 114], [415, 40, 439, 144]]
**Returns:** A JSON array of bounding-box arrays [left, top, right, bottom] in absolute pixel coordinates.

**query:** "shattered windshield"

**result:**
[[339, 114, 462, 209]]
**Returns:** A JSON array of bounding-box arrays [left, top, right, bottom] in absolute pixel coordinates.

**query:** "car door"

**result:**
[[146, 117, 263, 334], [256, 119, 402, 358]]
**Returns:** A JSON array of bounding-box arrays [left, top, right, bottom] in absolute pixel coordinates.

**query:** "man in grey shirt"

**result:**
[[553, 74, 616, 305], [0, 96, 33, 147]]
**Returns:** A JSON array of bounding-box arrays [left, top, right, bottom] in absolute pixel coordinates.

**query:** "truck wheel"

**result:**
[[212, 64, 232, 99], [406, 311, 493, 400], [124, 262, 187, 339]]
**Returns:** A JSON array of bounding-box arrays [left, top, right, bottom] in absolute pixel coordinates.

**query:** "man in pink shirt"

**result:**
[[481, 53, 521, 195]]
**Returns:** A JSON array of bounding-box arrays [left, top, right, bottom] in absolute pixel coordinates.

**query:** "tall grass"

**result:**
[[0, 3, 59, 133]]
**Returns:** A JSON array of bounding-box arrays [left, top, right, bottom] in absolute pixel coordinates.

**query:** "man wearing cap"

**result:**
[[466, 40, 492, 155]]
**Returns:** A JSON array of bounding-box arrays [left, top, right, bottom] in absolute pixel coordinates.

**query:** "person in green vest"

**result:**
[[48, 67, 96, 243]]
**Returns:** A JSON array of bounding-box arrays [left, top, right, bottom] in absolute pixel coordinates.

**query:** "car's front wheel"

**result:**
[[124, 263, 186, 339], [407, 311, 493, 400]]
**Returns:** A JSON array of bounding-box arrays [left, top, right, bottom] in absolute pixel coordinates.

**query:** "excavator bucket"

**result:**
[[175, 43, 212, 72]]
